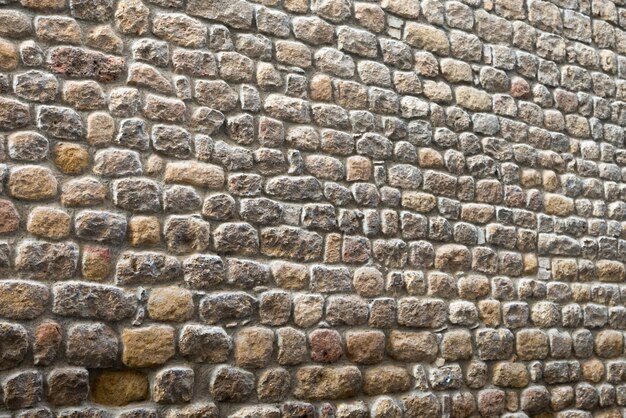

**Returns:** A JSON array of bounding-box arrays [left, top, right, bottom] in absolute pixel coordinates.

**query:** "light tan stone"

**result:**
[[91, 370, 149, 406], [0, 38, 18, 71], [122, 326, 176, 367], [9, 166, 58, 201], [129, 216, 160, 246], [54, 143, 90, 174], [147, 287, 194, 322], [27, 207, 71, 239], [164, 162, 225, 189], [544, 193, 574, 216], [234, 326, 274, 369]]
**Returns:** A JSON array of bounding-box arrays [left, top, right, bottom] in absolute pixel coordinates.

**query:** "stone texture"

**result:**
[[16, 241, 79, 280], [179, 325, 232, 363], [91, 370, 149, 406], [147, 286, 193, 322], [122, 326, 176, 368], [9, 166, 57, 201], [234, 326, 274, 368], [52, 282, 135, 321], [0, 200, 20, 234], [66, 323, 118, 368], [0, 0, 621, 412], [46, 368, 89, 406], [0, 322, 29, 370], [294, 366, 362, 400]]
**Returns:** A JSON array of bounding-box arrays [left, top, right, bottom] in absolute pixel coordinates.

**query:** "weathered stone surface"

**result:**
[[0, 281, 48, 319], [94, 149, 142, 177], [234, 326, 274, 368], [187, 0, 254, 29], [122, 326, 176, 367], [154, 367, 194, 404], [53, 143, 89, 174], [0, 322, 28, 370], [210, 366, 256, 402], [152, 13, 207, 48], [16, 240, 78, 280], [115, 0, 149, 34], [14, 71, 58, 102], [397, 298, 446, 328], [213, 222, 258, 255], [164, 161, 225, 189], [180, 325, 232, 363], [164, 216, 210, 254], [387, 330, 438, 362], [0, 0, 623, 411], [91, 370, 149, 406], [261, 226, 323, 261], [46, 46, 125, 82], [46, 367, 89, 406], [127, 63, 174, 95], [33, 321, 62, 366], [0, 97, 30, 130], [74, 210, 127, 244], [200, 292, 257, 324], [294, 366, 362, 400], [9, 166, 57, 201], [116, 251, 182, 285], [66, 323, 118, 368], [404, 23, 449, 55], [147, 286, 193, 322], [52, 282, 135, 321], [0, 10, 32, 38], [3, 370, 43, 410], [8, 131, 49, 162], [363, 365, 411, 395], [60, 179, 105, 208], [0, 200, 20, 234], [264, 95, 311, 123]]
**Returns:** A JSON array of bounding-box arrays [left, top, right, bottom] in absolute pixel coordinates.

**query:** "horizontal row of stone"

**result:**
[[4, 169, 626, 250], [2, 393, 626, 418], [2, 67, 626, 151], [4, 365, 626, 415], [4, 274, 626, 328], [3, 160, 626, 225], [4, 103, 626, 187], [4, 26, 624, 111], [6, 219, 622, 270], [6, 0, 626, 40], [2, 205, 624, 262], [4, 1, 625, 82], [3, 176, 625, 234], [0, 237, 521, 282], [66, 322, 626, 366], [4, 159, 626, 230], [4, 171, 626, 255], [5, 318, 626, 387], [3, 1, 625, 123], [6, 71, 626, 164], [3, 219, 625, 272], [2, 0, 626, 56], [6, 119, 626, 198]]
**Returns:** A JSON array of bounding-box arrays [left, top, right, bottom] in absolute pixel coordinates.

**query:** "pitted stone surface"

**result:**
[[0, 0, 626, 415]]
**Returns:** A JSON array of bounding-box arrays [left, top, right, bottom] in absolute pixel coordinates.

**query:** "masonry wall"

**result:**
[[0, 0, 625, 416]]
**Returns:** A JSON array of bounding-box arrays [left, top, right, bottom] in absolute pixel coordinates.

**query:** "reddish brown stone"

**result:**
[[46, 46, 126, 82], [0, 199, 20, 234], [81, 245, 112, 281], [34, 321, 63, 366], [309, 329, 343, 363]]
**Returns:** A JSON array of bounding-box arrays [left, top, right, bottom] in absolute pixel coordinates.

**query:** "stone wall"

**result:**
[[0, 0, 625, 415]]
